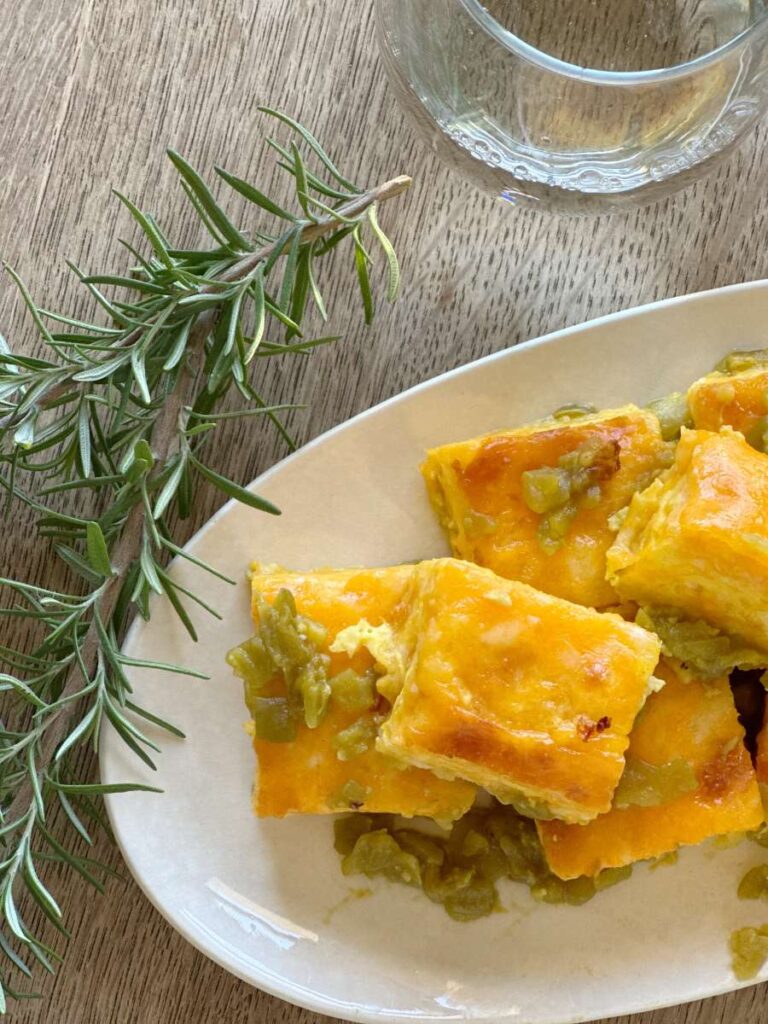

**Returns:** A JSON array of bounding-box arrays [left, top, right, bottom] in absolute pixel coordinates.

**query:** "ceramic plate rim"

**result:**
[[102, 278, 768, 1024]]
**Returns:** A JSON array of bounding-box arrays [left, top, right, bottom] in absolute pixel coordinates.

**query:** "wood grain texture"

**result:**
[[1, 0, 768, 1020]]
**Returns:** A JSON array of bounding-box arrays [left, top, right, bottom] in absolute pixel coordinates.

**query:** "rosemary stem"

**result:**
[[217, 175, 412, 284], [3, 173, 411, 829], [2, 317, 205, 827], [1, 175, 411, 430]]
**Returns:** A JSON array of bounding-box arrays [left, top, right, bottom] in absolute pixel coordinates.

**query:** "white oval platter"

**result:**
[[102, 280, 768, 1024]]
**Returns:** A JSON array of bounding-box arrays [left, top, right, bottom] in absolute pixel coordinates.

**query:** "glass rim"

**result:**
[[461, 0, 768, 83]]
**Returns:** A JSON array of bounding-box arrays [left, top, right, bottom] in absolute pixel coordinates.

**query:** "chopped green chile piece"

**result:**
[[532, 865, 632, 906], [738, 864, 768, 900], [333, 814, 377, 855], [228, 588, 333, 731], [332, 716, 378, 761], [537, 504, 578, 555], [226, 635, 277, 715], [423, 863, 475, 903], [730, 925, 768, 980], [443, 879, 498, 921], [551, 403, 598, 421], [342, 831, 421, 887], [332, 801, 633, 922], [461, 829, 490, 858], [521, 435, 620, 554], [531, 875, 598, 906], [257, 589, 307, 670], [594, 864, 633, 890], [301, 617, 328, 648], [330, 669, 377, 711], [295, 657, 332, 729], [396, 830, 445, 867], [651, 850, 679, 870], [715, 349, 768, 374], [226, 634, 275, 684], [745, 415, 768, 454], [635, 609, 768, 678], [462, 511, 497, 537], [613, 756, 697, 809], [250, 697, 298, 742], [646, 391, 693, 442], [496, 791, 557, 821], [475, 846, 509, 884], [522, 468, 571, 515], [329, 780, 371, 811], [486, 811, 549, 884], [750, 823, 768, 849]]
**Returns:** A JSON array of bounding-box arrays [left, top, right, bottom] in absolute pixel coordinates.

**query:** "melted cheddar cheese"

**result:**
[[538, 660, 762, 878], [249, 564, 476, 821], [689, 364, 768, 438], [376, 558, 661, 824], [606, 428, 768, 652], [421, 405, 669, 608], [756, 703, 768, 811]]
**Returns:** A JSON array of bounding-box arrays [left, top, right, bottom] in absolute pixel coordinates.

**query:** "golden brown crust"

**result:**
[[421, 405, 669, 608], [688, 365, 768, 437], [249, 565, 475, 820], [377, 558, 661, 824], [538, 660, 763, 878], [606, 428, 768, 651]]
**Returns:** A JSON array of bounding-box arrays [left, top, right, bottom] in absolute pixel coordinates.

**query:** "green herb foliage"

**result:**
[[0, 108, 408, 1008]]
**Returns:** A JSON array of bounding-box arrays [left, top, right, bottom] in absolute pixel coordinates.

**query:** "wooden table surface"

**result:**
[[3, 0, 768, 1021]]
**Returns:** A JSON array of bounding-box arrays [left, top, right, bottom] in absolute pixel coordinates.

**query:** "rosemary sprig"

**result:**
[[0, 107, 409, 1009]]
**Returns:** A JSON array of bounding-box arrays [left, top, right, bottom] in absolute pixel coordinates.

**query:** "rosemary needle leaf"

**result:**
[[124, 700, 186, 738], [21, 848, 61, 924], [53, 545, 103, 586], [77, 401, 92, 478], [72, 352, 132, 383], [85, 522, 114, 578], [214, 166, 296, 223], [167, 149, 250, 252], [3, 268, 57, 348], [130, 345, 151, 405], [306, 247, 328, 321], [290, 143, 314, 221], [0, 109, 408, 1010], [368, 205, 401, 302], [270, 149, 351, 201], [245, 270, 266, 362], [0, 675, 46, 710], [184, 423, 216, 438], [289, 248, 311, 335], [55, 800, 92, 848], [157, 574, 197, 642], [188, 454, 280, 514], [279, 227, 302, 314], [81, 275, 166, 296], [112, 191, 174, 270], [49, 782, 163, 796], [258, 106, 359, 192], [54, 704, 101, 763], [139, 541, 163, 596], [152, 457, 186, 520], [117, 655, 207, 680], [162, 321, 191, 372], [354, 232, 374, 325], [0, 930, 33, 978], [178, 181, 229, 248], [157, 536, 236, 585]]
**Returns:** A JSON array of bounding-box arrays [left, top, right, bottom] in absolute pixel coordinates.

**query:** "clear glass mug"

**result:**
[[375, 0, 768, 213]]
